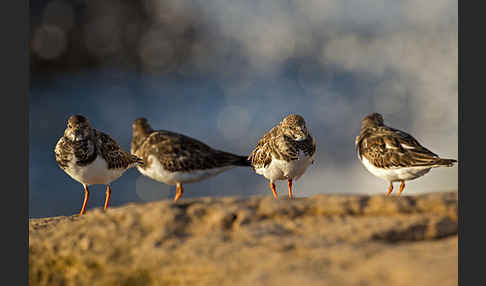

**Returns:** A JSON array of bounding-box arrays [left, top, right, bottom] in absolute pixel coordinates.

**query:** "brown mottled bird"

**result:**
[[130, 118, 252, 202], [355, 112, 457, 196], [55, 115, 143, 215], [248, 114, 316, 199]]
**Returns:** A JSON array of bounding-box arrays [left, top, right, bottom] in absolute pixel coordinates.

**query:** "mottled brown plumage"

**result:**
[[131, 118, 250, 173], [95, 130, 144, 169], [130, 118, 251, 201], [55, 115, 143, 214], [248, 114, 316, 170], [355, 112, 457, 196], [55, 135, 96, 169], [355, 113, 456, 169], [248, 114, 316, 199], [55, 119, 143, 172]]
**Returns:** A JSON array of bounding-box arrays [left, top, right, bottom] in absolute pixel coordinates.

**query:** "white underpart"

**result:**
[[64, 155, 128, 186], [137, 155, 236, 185], [256, 150, 314, 182], [360, 157, 432, 182]]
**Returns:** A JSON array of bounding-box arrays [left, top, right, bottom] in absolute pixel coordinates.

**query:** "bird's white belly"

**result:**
[[137, 155, 235, 185], [256, 153, 313, 181], [361, 157, 431, 182], [65, 155, 127, 186]]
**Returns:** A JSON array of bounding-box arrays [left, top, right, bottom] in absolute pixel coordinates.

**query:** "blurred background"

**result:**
[[30, 0, 458, 218]]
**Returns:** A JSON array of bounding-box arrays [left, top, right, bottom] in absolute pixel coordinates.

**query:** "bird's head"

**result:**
[[64, 115, 92, 142], [131, 117, 154, 153], [280, 114, 310, 141], [361, 112, 384, 130], [132, 117, 153, 138]]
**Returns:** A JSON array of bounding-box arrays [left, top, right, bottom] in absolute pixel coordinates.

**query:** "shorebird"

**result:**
[[55, 115, 143, 215], [248, 114, 316, 199], [130, 118, 252, 201], [355, 112, 457, 196]]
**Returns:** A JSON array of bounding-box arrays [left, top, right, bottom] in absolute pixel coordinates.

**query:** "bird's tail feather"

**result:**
[[232, 155, 252, 167], [435, 158, 457, 167], [431, 158, 457, 168]]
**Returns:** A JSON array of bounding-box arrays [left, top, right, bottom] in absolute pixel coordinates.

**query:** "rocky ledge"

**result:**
[[29, 192, 458, 286]]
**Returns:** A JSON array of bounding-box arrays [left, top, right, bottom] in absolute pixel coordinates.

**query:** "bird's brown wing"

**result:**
[[248, 125, 284, 169], [357, 126, 445, 168], [54, 136, 73, 170], [248, 125, 315, 169], [94, 129, 143, 169], [136, 130, 246, 172]]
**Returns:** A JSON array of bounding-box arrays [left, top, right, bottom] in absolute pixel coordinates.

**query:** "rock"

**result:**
[[29, 192, 458, 286]]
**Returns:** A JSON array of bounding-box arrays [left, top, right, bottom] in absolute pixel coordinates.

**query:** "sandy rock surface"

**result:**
[[29, 192, 458, 286]]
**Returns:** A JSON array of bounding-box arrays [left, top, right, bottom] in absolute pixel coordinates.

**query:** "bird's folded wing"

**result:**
[[248, 126, 283, 169], [139, 130, 242, 172], [248, 126, 306, 168], [360, 127, 443, 168], [54, 136, 73, 169], [95, 129, 142, 169]]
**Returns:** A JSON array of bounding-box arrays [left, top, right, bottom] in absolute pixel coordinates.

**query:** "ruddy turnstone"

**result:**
[[248, 114, 316, 199], [355, 112, 457, 196], [130, 118, 252, 201], [55, 115, 144, 215]]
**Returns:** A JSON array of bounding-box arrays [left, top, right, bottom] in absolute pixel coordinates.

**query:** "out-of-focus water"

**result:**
[[29, 68, 457, 218], [30, 0, 458, 218]]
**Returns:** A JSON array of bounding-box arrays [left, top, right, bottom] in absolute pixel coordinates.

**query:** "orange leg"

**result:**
[[385, 182, 393, 197], [174, 183, 183, 202], [80, 185, 90, 215], [288, 179, 293, 199], [398, 181, 406, 197], [270, 181, 278, 198], [104, 185, 112, 210]]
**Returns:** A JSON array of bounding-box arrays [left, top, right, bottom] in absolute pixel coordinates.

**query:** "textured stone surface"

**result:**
[[29, 192, 458, 286]]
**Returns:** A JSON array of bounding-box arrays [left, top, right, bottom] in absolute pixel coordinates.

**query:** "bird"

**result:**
[[55, 115, 144, 215], [355, 112, 457, 197], [130, 117, 252, 202], [248, 114, 316, 199]]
